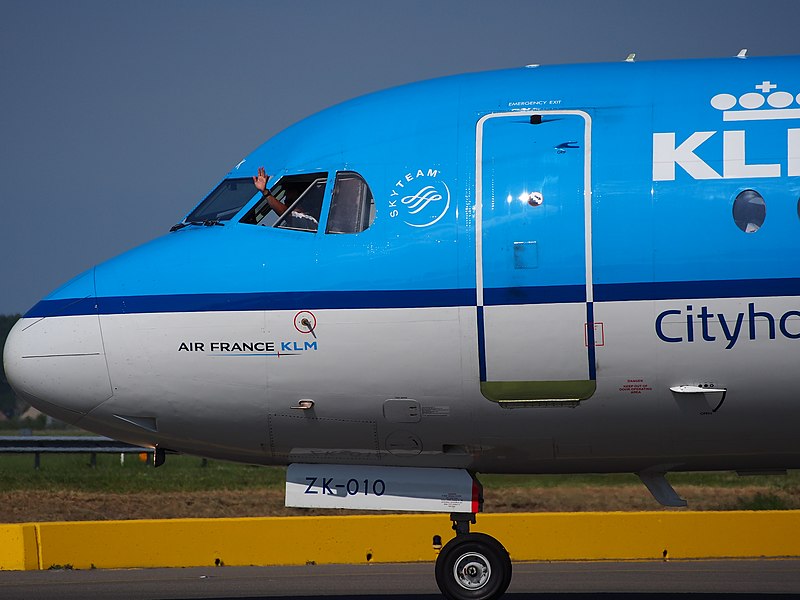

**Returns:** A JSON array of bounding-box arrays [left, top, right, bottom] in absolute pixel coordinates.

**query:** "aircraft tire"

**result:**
[[435, 532, 512, 600]]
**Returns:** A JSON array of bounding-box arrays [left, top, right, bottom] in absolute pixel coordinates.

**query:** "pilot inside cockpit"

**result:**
[[251, 166, 320, 231], [252, 166, 289, 216]]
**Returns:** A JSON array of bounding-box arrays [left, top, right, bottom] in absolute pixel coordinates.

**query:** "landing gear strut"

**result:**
[[435, 512, 512, 600]]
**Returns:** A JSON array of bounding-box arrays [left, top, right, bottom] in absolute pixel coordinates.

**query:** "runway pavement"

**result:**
[[1, 559, 799, 600]]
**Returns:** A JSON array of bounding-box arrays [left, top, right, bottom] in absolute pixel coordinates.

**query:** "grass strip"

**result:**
[[1, 453, 798, 495]]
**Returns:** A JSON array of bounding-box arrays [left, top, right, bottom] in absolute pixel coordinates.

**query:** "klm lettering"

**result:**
[[653, 129, 800, 180], [281, 341, 318, 352]]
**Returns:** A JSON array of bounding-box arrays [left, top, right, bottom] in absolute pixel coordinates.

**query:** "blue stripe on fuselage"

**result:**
[[477, 305, 487, 382], [25, 288, 477, 318], [586, 302, 596, 381], [484, 285, 586, 305], [594, 278, 800, 302], [24, 277, 800, 318]]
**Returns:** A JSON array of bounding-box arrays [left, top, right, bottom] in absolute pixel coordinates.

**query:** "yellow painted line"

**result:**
[[0, 511, 799, 570]]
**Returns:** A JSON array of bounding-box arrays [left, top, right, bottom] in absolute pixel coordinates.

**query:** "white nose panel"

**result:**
[[3, 316, 113, 418]]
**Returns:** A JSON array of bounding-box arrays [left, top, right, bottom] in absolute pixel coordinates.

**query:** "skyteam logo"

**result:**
[[389, 168, 451, 228], [653, 81, 800, 181]]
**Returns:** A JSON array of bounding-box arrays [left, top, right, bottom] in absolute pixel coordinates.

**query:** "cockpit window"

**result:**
[[274, 177, 326, 232], [326, 172, 376, 234], [240, 172, 327, 232], [185, 178, 258, 223]]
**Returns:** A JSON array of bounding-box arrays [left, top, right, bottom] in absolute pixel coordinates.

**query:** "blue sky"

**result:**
[[1, 0, 799, 314]]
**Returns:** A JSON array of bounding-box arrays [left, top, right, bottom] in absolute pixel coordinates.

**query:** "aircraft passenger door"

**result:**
[[476, 111, 595, 403]]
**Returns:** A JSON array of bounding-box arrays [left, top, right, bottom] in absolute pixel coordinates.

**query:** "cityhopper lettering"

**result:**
[[655, 303, 800, 349], [653, 81, 800, 181]]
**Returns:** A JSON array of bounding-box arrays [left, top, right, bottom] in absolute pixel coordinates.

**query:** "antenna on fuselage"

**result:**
[[625, 53, 636, 63], [736, 48, 748, 59]]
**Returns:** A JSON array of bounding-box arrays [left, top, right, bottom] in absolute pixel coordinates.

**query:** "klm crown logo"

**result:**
[[710, 81, 800, 122]]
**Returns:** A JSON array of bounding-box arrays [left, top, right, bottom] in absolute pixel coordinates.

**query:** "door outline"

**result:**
[[475, 110, 596, 403]]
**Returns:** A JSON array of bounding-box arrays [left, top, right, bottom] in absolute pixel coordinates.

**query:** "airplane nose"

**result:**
[[3, 269, 113, 424]]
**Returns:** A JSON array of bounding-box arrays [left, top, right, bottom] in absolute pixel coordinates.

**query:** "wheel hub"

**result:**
[[453, 552, 491, 590]]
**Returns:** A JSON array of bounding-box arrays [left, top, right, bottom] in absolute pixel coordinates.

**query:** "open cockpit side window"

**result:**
[[240, 172, 328, 232], [185, 178, 259, 224], [274, 176, 327, 232], [325, 172, 376, 234]]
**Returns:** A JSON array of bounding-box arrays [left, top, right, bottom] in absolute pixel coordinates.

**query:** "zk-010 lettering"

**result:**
[[304, 476, 386, 496]]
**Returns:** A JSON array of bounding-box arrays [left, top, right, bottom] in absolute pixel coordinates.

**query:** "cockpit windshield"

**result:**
[[183, 178, 259, 224]]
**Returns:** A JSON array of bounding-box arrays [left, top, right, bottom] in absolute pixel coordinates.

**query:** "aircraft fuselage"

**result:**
[[5, 55, 800, 478]]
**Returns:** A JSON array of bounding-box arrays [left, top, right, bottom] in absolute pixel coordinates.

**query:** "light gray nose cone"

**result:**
[[3, 267, 113, 424], [4, 316, 113, 424]]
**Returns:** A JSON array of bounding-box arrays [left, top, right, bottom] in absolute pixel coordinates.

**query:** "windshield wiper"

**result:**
[[169, 219, 224, 232]]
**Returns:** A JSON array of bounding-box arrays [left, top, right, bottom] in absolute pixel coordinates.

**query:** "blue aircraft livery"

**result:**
[[23, 56, 798, 316]]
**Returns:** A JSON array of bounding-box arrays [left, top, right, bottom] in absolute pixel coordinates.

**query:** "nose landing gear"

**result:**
[[435, 513, 512, 600]]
